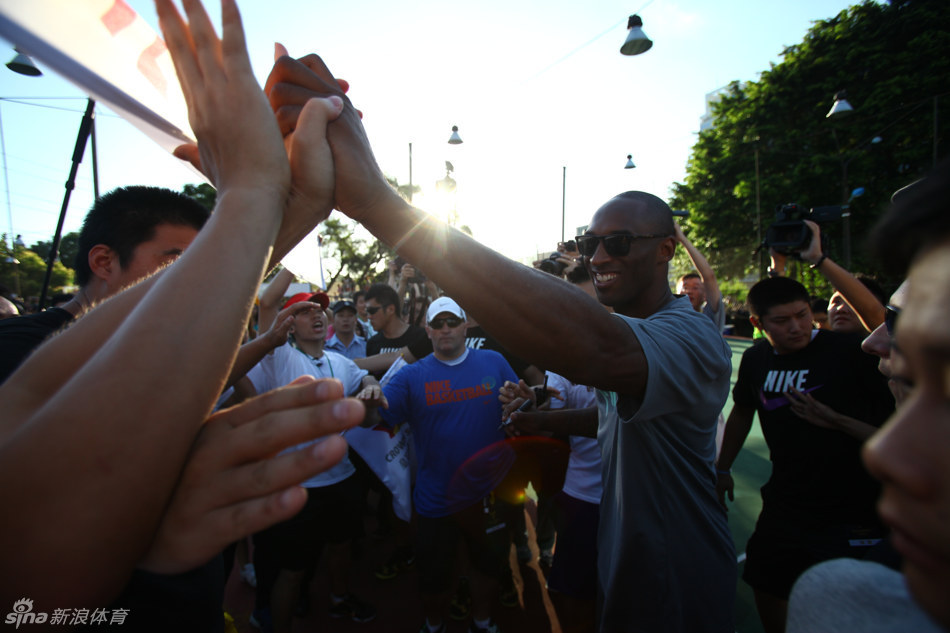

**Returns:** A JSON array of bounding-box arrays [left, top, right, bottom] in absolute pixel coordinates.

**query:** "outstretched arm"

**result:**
[[715, 403, 756, 511], [265, 53, 644, 396], [675, 221, 722, 314], [801, 220, 884, 331], [0, 0, 340, 606]]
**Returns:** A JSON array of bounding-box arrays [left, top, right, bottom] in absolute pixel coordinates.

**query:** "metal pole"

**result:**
[[754, 144, 762, 278], [39, 97, 95, 310], [91, 115, 100, 200], [561, 166, 566, 243]]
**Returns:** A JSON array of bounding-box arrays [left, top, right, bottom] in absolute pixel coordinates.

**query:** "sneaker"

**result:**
[[241, 563, 257, 588], [469, 618, 502, 633], [248, 607, 272, 633], [418, 621, 447, 633], [328, 593, 377, 623], [498, 572, 518, 608], [374, 546, 415, 580], [448, 577, 472, 621], [515, 543, 532, 564]]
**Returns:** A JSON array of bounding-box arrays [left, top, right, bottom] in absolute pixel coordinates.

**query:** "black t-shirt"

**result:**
[[733, 330, 893, 524], [365, 324, 427, 378], [0, 307, 74, 385]]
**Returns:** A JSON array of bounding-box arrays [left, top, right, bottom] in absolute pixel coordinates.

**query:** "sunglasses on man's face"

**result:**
[[366, 305, 384, 315], [429, 316, 464, 330], [884, 304, 900, 338], [574, 232, 670, 258]]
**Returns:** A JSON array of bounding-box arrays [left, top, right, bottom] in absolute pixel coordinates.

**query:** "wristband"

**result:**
[[716, 468, 731, 475], [810, 254, 827, 269]]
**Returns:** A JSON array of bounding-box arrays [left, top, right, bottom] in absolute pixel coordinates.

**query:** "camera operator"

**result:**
[[387, 257, 440, 326], [534, 240, 582, 279], [768, 220, 885, 334]]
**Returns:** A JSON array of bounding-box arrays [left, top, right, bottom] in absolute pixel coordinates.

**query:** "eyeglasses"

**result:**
[[574, 232, 671, 258], [366, 305, 383, 315], [429, 316, 464, 329], [884, 305, 900, 338]]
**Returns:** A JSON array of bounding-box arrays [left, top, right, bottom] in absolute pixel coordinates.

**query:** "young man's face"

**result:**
[[365, 298, 394, 331], [333, 308, 357, 335], [753, 300, 813, 354], [677, 277, 706, 311], [827, 291, 862, 334], [290, 304, 327, 342], [426, 311, 467, 360], [111, 223, 199, 292], [862, 243, 950, 630]]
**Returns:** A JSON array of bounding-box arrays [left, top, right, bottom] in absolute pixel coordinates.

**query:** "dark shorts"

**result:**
[[546, 491, 599, 600], [742, 510, 887, 599], [260, 475, 362, 571], [416, 495, 510, 595]]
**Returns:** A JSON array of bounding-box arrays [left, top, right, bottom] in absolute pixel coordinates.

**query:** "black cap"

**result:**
[[331, 299, 357, 314]]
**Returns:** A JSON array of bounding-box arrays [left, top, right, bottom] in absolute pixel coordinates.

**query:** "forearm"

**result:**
[[0, 187, 284, 604], [359, 198, 640, 391], [228, 333, 278, 389], [716, 406, 755, 470], [355, 350, 402, 373], [811, 256, 884, 331], [826, 411, 880, 442], [260, 267, 295, 330], [681, 237, 722, 311]]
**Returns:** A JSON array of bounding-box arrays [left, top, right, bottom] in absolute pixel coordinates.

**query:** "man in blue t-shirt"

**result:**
[[365, 296, 517, 633]]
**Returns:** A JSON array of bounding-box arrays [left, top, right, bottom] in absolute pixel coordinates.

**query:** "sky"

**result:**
[[0, 0, 862, 266]]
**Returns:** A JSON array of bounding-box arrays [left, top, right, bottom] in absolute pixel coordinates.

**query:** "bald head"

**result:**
[[609, 191, 675, 235]]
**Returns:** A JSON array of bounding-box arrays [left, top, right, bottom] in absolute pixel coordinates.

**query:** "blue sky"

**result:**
[[0, 0, 862, 262]]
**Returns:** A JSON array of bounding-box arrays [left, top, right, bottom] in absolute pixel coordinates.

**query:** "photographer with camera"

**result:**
[[767, 219, 885, 335], [388, 257, 440, 327]]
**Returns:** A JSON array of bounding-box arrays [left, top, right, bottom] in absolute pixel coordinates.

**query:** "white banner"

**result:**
[[0, 0, 194, 159]]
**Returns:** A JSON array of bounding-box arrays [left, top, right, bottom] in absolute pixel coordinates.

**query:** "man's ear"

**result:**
[[657, 236, 676, 263], [87, 244, 118, 282]]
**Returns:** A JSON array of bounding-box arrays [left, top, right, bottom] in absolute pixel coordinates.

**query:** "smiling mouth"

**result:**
[[593, 272, 618, 284]]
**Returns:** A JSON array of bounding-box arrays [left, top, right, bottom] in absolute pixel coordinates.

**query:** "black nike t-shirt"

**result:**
[[733, 330, 893, 523]]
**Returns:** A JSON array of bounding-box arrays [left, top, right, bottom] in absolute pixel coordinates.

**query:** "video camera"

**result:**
[[764, 203, 843, 255]]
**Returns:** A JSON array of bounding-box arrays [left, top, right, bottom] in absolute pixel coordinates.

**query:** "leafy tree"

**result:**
[[320, 217, 393, 290], [29, 231, 80, 270], [670, 0, 950, 296], [182, 183, 217, 210], [1, 234, 73, 300]]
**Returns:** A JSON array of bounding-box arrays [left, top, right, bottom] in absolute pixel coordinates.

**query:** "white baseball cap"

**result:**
[[426, 296, 466, 324]]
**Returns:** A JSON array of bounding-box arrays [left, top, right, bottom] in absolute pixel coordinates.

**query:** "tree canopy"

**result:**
[[669, 0, 950, 294]]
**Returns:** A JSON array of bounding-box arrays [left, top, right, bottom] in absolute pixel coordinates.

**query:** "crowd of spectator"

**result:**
[[0, 2, 947, 633]]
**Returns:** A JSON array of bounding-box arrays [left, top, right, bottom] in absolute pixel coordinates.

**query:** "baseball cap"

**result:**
[[426, 296, 466, 324], [331, 299, 357, 314], [283, 291, 329, 311]]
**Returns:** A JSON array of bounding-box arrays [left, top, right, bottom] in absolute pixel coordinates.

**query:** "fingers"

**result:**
[[219, 0, 253, 75], [274, 41, 289, 60], [155, 0, 199, 100], [214, 434, 349, 507], [181, 0, 222, 74], [172, 143, 204, 173], [212, 377, 342, 429]]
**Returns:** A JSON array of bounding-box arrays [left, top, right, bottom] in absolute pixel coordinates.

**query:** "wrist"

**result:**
[[810, 254, 828, 269]]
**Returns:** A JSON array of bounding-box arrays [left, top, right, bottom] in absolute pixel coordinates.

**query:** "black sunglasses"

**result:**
[[574, 232, 671, 258], [884, 305, 900, 338], [429, 316, 464, 330], [366, 305, 385, 315]]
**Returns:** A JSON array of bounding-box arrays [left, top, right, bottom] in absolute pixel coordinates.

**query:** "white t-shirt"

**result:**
[[247, 342, 368, 487], [546, 371, 601, 504]]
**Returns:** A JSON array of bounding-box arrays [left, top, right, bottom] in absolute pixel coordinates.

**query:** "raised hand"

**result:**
[[139, 376, 363, 574], [157, 0, 289, 196], [265, 50, 401, 222]]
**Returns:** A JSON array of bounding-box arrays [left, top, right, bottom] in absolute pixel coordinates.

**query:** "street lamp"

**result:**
[[624, 154, 636, 169], [620, 15, 653, 56], [5, 48, 40, 76], [826, 90, 854, 119], [448, 125, 463, 145]]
